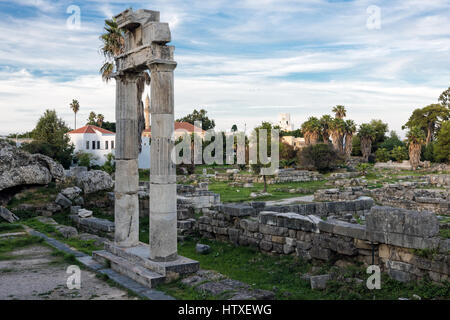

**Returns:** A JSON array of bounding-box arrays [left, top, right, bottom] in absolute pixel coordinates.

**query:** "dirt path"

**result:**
[[0, 243, 137, 300]]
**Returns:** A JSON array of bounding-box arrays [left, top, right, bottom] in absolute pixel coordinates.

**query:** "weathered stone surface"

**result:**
[[55, 193, 72, 208], [55, 225, 78, 239], [310, 274, 331, 290], [0, 206, 19, 223], [221, 204, 255, 217], [78, 208, 93, 218], [318, 219, 367, 240], [75, 170, 114, 194], [60, 186, 82, 200], [0, 141, 64, 191], [70, 206, 81, 214], [196, 244, 211, 254]]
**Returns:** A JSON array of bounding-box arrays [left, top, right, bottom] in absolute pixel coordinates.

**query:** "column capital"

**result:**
[[148, 59, 177, 72]]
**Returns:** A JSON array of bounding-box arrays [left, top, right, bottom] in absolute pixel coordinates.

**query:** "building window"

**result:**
[[86, 141, 89, 149], [105, 141, 109, 149], [97, 141, 100, 149], [92, 141, 95, 150], [111, 141, 114, 149]]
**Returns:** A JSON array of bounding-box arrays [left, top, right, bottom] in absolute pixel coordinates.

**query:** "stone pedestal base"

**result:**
[[93, 241, 199, 288]]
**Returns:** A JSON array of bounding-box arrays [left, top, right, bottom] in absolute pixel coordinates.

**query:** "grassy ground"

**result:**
[[158, 237, 449, 300], [208, 180, 327, 202]]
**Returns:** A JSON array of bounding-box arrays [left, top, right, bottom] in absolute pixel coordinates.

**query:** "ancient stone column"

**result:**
[[114, 72, 141, 247], [149, 61, 177, 261]]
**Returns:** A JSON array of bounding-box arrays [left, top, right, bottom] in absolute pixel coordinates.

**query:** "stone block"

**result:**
[[222, 204, 255, 217], [259, 224, 288, 236], [114, 159, 139, 193], [259, 211, 278, 225], [196, 243, 211, 254], [310, 274, 331, 290], [55, 193, 72, 208], [259, 240, 272, 252], [318, 219, 367, 239]]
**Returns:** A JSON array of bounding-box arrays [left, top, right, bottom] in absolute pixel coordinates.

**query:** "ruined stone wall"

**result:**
[[214, 169, 323, 184], [194, 202, 449, 283], [315, 182, 450, 215]]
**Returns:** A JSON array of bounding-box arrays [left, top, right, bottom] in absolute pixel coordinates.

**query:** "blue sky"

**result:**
[[0, 0, 449, 136]]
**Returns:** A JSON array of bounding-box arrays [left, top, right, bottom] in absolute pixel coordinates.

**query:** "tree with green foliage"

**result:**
[[344, 119, 356, 159], [21, 109, 74, 168], [319, 114, 333, 143], [102, 153, 115, 174], [379, 131, 404, 151], [375, 148, 390, 162], [87, 111, 97, 125], [406, 126, 426, 170], [279, 128, 303, 138], [297, 143, 343, 173], [434, 120, 450, 162], [301, 117, 321, 145], [70, 99, 80, 130], [102, 121, 116, 132], [358, 123, 376, 162], [99, 18, 124, 82], [439, 87, 450, 109], [330, 118, 346, 153], [368, 119, 389, 152], [332, 105, 347, 119], [403, 104, 450, 146], [76, 151, 97, 168], [391, 146, 408, 162], [177, 109, 215, 131], [97, 114, 105, 127]]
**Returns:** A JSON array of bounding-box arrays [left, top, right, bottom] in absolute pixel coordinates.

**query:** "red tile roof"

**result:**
[[67, 125, 115, 135], [142, 122, 204, 135]]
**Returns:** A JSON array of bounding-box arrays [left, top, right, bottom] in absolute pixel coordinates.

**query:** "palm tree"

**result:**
[[99, 18, 125, 82], [97, 114, 105, 127], [319, 115, 333, 143], [330, 118, 346, 153], [87, 111, 97, 125], [332, 105, 347, 119], [301, 117, 321, 145], [407, 126, 426, 170], [358, 123, 376, 162], [70, 99, 80, 129], [344, 119, 356, 159]]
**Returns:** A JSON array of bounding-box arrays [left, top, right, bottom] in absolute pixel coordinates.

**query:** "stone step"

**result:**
[[93, 250, 166, 288]]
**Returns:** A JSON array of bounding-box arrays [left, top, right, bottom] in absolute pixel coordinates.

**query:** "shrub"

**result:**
[[434, 121, 450, 163], [356, 163, 373, 176], [390, 146, 408, 162], [422, 142, 435, 162], [297, 143, 343, 173], [75, 151, 96, 168], [375, 148, 390, 162], [101, 153, 115, 174]]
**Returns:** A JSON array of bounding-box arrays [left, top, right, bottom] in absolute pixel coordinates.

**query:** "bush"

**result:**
[[21, 141, 74, 169], [297, 143, 343, 173], [434, 121, 450, 163], [375, 148, 390, 162], [351, 135, 362, 156], [101, 153, 115, 174], [390, 146, 408, 162], [422, 142, 435, 162], [75, 151, 96, 168], [356, 163, 373, 176]]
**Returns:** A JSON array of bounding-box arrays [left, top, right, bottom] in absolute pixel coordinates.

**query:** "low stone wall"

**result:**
[[69, 215, 114, 239], [214, 169, 323, 184], [315, 183, 450, 215], [194, 203, 449, 283], [137, 182, 220, 217]]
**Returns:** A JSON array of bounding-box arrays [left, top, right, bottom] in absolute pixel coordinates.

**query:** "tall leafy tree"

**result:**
[[97, 114, 105, 127], [332, 105, 347, 119], [406, 126, 426, 170], [177, 109, 216, 131], [99, 19, 125, 82], [358, 123, 376, 162], [439, 87, 450, 109], [403, 104, 450, 146], [319, 114, 333, 143], [22, 109, 74, 168], [87, 111, 97, 125], [434, 121, 450, 163], [70, 99, 80, 129], [368, 119, 388, 152], [329, 118, 346, 153], [301, 117, 321, 145], [344, 119, 357, 159]]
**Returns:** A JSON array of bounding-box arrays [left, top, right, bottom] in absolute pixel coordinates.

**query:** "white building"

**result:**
[[138, 136, 151, 169], [278, 113, 294, 131], [67, 125, 116, 166]]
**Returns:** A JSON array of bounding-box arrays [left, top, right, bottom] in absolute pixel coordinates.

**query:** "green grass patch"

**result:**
[[0, 235, 44, 260], [0, 223, 24, 234], [207, 180, 327, 203], [173, 237, 449, 300]]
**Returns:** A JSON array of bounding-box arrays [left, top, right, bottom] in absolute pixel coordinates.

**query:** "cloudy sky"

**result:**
[[0, 0, 449, 136]]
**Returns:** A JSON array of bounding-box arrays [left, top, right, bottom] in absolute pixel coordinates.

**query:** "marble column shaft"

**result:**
[[114, 73, 140, 247], [149, 61, 177, 261]]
